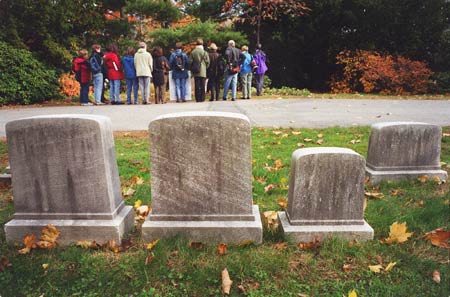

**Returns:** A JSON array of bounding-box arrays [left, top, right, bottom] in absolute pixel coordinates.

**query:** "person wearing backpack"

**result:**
[[189, 38, 210, 103], [122, 47, 138, 104], [207, 43, 223, 101], [89, 44, 105, 105], [72, 49, 92, 106], [169, 42, 189, 103], [134, 41, 153, 104], [239, 45, 253, 99], [104, 43, 124, 105], [152, 46, 170, 104], [253, 43, 268, 96], [223, 40, 241, 101]]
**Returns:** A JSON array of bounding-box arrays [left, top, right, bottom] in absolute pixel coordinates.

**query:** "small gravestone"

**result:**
[[142, 111, 262, 244], [366, 122, 448, 184], [278, 147, 373, 242], [4, 115, 134, 244]]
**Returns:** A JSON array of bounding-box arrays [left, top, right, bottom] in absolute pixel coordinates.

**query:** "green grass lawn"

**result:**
[[0, 127, 449, 296]]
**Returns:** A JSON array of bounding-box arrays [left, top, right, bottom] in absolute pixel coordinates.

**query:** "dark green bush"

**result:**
[[0, 41, 60, 105], [429, 71, 450, 94]]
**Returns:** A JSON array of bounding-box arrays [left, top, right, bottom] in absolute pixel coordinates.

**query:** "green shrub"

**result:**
[[429, 71, 450, 94], [264, 86, 311, 96], [0, 42, 60, 105]]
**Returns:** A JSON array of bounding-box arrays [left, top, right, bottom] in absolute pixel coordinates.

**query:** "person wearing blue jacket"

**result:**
[[239, 45, 253, 99], [169, 42, 189, 102], [122, 47, 138, 104]]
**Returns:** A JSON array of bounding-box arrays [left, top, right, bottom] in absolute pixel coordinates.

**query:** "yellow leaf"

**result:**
[[369, 264, 383, 273], [272, 131, 282, 135], [262, 211, 279, 231], [42, 263, 49, 270], [76, 240, 100, 249], [417, 175, 429, 183], [317, 133, 323, 138], [123, 187, 135, 197], [384, 262, 396, 272], [291, 131, 302, 135], [297, 143, 305, 147], [136, 205, 150, 218], [134, 199, 142, 208], [383, 222, 413, 244], [104, 240, 120, 253], [303, 138, 313, 142], [37, 224, 60, 249], [18, 234, 37, 254], [316, 139, 324, 145], [348, 290, 357, 297], [236, 240, 254, 247], [146, 239, 160, 250], [222, 268, 233, 295], [135, 177, 144, 185], [277, 198, 287, 209], [364, 191, 384, 199]]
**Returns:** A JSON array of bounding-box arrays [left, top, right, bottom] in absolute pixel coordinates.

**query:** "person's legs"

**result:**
[[199, 77, 206, 102], [215, 77, 220, 101], [144, 77, 151, 103], [175, 78, 181, 101], [133, 78, 139, 104], [109, 80, 115, 102], [255, 74, 264, 96], [241, 73, 248, 99], [126, 79, 133, 104], [246, 73, 252, 99], [93, 73, 103, 103], [114, 80, 121, 102], [231, 73, 238, 100], [180, 78, 186, 101], [80, 82, 90, 104], [161, 82, 167, 103], [223, 73, 232, 100]]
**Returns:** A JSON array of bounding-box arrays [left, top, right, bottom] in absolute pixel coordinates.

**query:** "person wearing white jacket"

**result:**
[[134, 42, 153, 104]]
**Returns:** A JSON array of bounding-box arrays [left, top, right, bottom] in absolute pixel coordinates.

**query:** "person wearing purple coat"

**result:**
[[253, 44, 268, 96]]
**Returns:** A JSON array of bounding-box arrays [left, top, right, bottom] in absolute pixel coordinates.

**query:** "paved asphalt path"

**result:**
[[0, 98, 449, 136]]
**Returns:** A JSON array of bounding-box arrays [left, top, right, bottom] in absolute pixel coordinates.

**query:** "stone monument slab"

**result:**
[[366, 122, 448, 184], [278, 147, 373, 242], [4, 115, 134, 244], [142, 111, 262, 243]]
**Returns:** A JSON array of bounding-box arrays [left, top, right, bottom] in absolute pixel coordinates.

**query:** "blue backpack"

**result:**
[[89, 55, 102, 74]]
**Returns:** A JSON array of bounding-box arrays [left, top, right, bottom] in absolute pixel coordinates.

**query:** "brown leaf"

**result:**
[[298, 237, 321, 250], [36, 224, 60, 249], [342, 264, 352, 272], [376, 255, 383, 265], [432, 270, 441, 283], [417, 175, 429, 183], [18, 234, 37, 254], [222, 268, 233, 295], [272, 242, 288, 250], [365, 191, 384, 199], [277, 198, 287, 209], [76, 240, 101, 249], [129, 159, 143, 165], [104, 240, 120, 253], [0, 256, 11, 271], [442, 133, 450, 137], [424, 228, 450, 248], [255, 176, 267, 185], [316, 139, 324, 145], [217, 243, 227, 255], [120, 238, 134, 251], [236, 240, 254, 247], [237, 284, 246, 293], [145, 255, 155, 266], [297, 143, 305, 147], [303, 138, 313, 142], [264, 184, 276, 193], [389, 189, 405, 196], [262, 211, 279, 231], [189, 242, 204, 250]]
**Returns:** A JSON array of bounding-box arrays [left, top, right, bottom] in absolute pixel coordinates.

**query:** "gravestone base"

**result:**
[[0, 173, 11, 185], [143, 205, 263, 244], [366, 167, 448, 184], [5, 205, 134, 245], [278, 212, 374, 242]]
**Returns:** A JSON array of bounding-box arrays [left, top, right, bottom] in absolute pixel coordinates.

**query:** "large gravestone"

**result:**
[[4, 115, 134, 244], [278, 147, 373, 242], [142, 111, 262, 243], [366, 122, 448, 184]]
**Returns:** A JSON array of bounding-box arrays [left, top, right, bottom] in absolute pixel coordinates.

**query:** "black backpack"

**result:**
[[175, 54, 185, 71], [72, 58, 82, 82]]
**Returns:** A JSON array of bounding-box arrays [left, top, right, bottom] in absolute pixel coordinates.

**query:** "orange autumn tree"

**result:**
[[58, 73, 80, 98], [223, 0, 309, 44], [330, 50, 433, 95]]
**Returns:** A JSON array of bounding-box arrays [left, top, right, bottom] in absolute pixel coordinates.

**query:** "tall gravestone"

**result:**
[[278, 147, 373, 242], [4, 115, 134, 244], [142, 111, 262, 243], [366, 122, 448, 184]]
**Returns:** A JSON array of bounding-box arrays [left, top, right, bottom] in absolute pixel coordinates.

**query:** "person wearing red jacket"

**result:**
[[73, 49, 92, 106], [104, 44, 124, 104]]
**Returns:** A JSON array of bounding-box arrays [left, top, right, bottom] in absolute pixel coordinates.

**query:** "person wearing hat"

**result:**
[[206, 43, 224, 101]]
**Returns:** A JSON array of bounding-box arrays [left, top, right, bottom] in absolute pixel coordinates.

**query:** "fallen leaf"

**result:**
[[120, 238, 134, 251], [131, 176, 144, 185], [189, 242, 204, 250], [145, 255, 155, 266], [146, 239, 160, 250], [297, 143, 305, 147], [384, 262, 396, 272], [277, 198, 287, 209], [264, 184, 276, 193], [134, 199, 142, 208], [369, 264, 383, 273], [236, 240, 254, 247], [18, 234, 37, 254], [424, 228, 450, 248], [349, 139, 361, 144], [123, 187, 135, 197], [76, 240, 100, 249], [303, 138, 313, 142], [272, 242, 288, 250], [376, 255, 383, 265], [42, 263, 49, 270], [222, 268, 233, 295], [36, 224, 60, 249], [317, 133, 323, 138], [273, 131, 282, 135], [104, 240, 120, 253], [136, 205, 150, 220], [298, 237, 321, 250], [316, 139, 324, 145], [255, 176, 267, 185], [348, 290, 357, 297], [217, 243, 227, 255], [237, 284, 246, 293], [0, 257, 11, 271], [291, 131, 302, 135], [129, 159, 143, 165], [262, 211, 279, 231], [442, 133, 450, 137], [432, 175, 443, 185], [432, 270, 441, 283], [274, 159, 284, 170], [342, 264, 352, 272], [417, 175, 429, 183], [281, 133, 289, 138], [365, 191, 384, 199], [139, 167, 149, 172], [389, 189, 405, 196], [383, 222, 414, 244]]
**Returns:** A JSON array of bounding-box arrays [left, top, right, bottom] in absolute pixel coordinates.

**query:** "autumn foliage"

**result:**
[[58, 73, 80, 98], [330, 50, 433, 95]]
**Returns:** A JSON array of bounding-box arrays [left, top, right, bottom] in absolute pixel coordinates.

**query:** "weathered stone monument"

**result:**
[[278, 147, 374, 242], [142, 111, 262, 243], [366, 122, 448, 184], [4, 115, 134, 244]]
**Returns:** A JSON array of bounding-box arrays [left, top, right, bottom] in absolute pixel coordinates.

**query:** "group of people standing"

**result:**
[[72, 39, 268, 105]]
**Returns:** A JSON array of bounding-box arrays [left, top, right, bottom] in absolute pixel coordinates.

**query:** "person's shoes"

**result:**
[[176, 99, 180, 103], [209, 99, 214, 102], [231, 98, 235, 101], [127, 102, 132, 105], [116, 101, 124, 105], [81, 102, 93, 106], [95, 102, 105, 105], [182, 99, 186, 102], [246, 97, 251, 99], [111, 101, 116, 105], [134, 102, 138, 104], [143, 101, 147, 105], [223, 98, 227, 101]]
